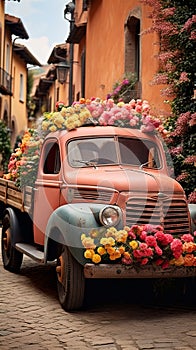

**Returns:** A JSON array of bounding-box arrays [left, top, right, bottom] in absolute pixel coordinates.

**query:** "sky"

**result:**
[[5, 0, 70, 65]]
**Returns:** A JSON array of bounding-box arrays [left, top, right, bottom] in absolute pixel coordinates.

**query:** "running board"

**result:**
[[15, 243, 45, 263]]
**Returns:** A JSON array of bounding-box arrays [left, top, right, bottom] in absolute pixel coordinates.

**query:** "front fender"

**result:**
[[45, 203, 122, 264]]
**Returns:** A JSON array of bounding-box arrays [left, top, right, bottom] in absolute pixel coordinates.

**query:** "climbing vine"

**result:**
[[141, 0, 196, 202]]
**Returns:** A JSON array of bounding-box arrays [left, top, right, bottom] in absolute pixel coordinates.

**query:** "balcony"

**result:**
[[0, 68, 12, 95]]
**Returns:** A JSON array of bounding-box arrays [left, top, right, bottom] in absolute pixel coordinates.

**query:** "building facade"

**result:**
[[0, 1, 40, 147]]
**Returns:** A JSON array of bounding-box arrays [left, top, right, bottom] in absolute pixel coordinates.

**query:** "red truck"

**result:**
[[0, 125, 195, 310]]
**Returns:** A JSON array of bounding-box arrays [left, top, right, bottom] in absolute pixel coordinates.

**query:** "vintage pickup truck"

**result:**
[[0, 125, 195, 310]]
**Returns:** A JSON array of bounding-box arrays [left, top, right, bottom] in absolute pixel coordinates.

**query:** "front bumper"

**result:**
[[84, 263, 196, 279]]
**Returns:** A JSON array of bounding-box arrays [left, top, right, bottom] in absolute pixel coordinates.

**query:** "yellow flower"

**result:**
[[15, 149, 22, 157], [129, 240, 139, 250], [53, 113, 65, 128], [81, 233, 86, 241], [49, 125, 57, 132], [100, 236, 116, 247], [41, 120, 50, 131], [115, 230, 128, 243], [81, 237, 96, 249], [84, 249, 94, 259], [92, 253, 101, 264], [117, 101, 125, 107], [100, 237, 108, 246], [107, 237, 116, 246], [106, 227, 117, 237], [97, 246, 106, 255], [60, 107, 67, 117]]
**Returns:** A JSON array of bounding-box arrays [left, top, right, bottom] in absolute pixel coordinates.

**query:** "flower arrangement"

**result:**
[[0, 120, 11, 174], [4, 129, 42, 188], [107, 72, 137, 103], [81, 224, 196, 268], [39, 97, 163, 134]]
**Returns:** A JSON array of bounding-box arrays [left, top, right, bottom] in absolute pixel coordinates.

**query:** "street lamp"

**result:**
[[64, 1, 75, 105], [53, 46, 70, 84], [56, 61, 70, 84]]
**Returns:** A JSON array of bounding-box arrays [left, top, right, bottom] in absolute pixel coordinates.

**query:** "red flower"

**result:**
[[181, 234, 194, 243], [145, 235, 157, 247], [155, 245, 163, 256], [170, 238, 183, 259]]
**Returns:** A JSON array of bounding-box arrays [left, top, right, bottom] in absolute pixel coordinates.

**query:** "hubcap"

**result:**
[[56, 255, 64, 283], [3, 228, 11, 253]]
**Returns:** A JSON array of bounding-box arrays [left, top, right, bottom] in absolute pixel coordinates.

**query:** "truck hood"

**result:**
[[65, 166, 183, 195]]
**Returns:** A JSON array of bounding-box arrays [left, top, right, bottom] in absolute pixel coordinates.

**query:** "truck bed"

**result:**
[[0, 178, 33, 214]]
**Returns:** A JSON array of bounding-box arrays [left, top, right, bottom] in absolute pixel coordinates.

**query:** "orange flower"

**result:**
[[123, 251, 131, 260], [183, 254, 195, 266], [92, 253, 101, 264], [183, 242, 196, 253], [118, 246, 125, 254], [107, 246, 116, 255]]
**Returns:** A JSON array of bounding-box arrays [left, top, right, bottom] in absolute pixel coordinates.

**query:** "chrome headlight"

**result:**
[[99, 206, 121, 227]]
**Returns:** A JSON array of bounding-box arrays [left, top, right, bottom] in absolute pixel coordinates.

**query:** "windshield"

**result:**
[[67, 137, 160, 168]]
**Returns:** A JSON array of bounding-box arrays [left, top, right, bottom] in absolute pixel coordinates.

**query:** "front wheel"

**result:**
[[1, 212, 23, 273], [56, 245, 85, 311]]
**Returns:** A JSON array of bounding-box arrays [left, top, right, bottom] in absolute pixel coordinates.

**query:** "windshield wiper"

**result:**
[[139, 161, 151, 170], [72, 159, 98, 168]]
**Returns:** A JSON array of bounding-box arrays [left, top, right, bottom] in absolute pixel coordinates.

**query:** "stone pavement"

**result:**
[[0, 228, 196, 350]]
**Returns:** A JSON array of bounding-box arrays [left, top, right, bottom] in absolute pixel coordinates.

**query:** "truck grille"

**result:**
[[73, 189, 113, 202], [126, 195, 190, 235]]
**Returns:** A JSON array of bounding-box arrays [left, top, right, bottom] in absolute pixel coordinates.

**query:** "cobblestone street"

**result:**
[[0, 229, 196, 350]]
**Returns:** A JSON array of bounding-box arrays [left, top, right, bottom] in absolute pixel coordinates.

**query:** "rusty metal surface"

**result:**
[[84, 263, 196, 279]]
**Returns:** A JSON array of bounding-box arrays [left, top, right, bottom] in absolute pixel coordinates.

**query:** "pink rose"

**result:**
[[181, 234, 194, 243]]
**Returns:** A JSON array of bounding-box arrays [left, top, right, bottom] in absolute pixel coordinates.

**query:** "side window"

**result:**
[[19, 73, 24, 102], [43, 142, 60, 174]]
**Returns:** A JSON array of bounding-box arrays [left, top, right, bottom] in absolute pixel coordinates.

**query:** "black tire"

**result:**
[[1, 212, 23, 273], [56, 245, 85, 311]]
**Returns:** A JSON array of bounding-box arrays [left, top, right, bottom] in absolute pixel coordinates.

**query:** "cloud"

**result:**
[[24, 36, 52, 65], [5, 0, 70, 64]]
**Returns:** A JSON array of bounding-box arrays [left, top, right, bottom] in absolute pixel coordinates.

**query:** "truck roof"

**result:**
[[44, 125, 160, 142]]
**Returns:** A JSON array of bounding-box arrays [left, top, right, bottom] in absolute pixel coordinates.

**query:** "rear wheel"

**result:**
[[1, 212, 23, 273], [56, 245, 85, 311]]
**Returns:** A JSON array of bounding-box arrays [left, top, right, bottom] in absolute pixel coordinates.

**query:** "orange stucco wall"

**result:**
[[81, 0, 169, 115], [11, 53, 28, 143]]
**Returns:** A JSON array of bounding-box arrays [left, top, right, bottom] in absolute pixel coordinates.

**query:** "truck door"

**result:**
[[33, 139, 61, 245]]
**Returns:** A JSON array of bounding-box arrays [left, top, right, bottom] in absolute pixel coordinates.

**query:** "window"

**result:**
[[125, 11, 141, 97], [19, 73, 24, 102], [125, 16, 140, 78], [81, 49, 86, 97], [6, 43, 10, 73], [43, 142, 60, 174], [68, 138, 118, 167], [67, 137, 160, 168], [119, 137, 160, 168]]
